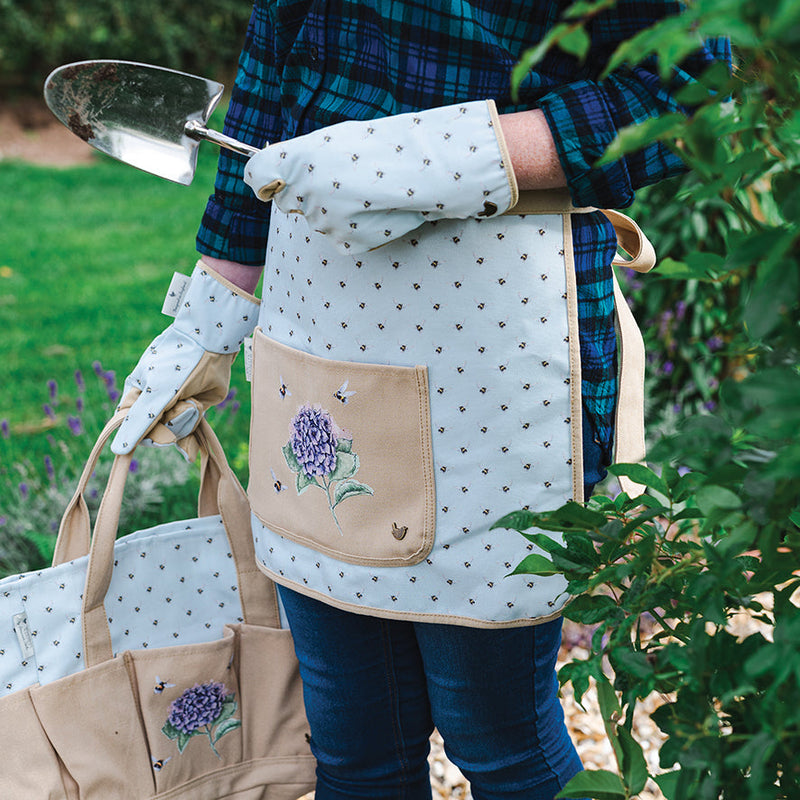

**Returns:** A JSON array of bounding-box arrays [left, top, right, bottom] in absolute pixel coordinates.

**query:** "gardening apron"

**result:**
[[246, 190, 651, 627]]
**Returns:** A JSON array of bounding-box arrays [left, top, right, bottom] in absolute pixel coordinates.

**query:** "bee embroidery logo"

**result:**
[[154, 677, 175, 694], [271, 469, 287, 493], [334, 380, 356, 404]]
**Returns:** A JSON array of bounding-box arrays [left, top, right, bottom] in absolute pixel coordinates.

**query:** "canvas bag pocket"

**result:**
[[248, 329, 436, 566]]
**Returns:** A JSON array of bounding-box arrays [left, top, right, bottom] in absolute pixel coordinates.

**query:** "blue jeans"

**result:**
[[279, 587, 584, 800], [277, 412, 605, 799]]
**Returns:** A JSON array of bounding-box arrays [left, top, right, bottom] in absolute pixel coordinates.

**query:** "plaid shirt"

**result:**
[[196, 0, 729, 458]]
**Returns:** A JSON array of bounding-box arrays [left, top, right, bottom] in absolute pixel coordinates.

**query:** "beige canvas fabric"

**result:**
[[0, 415, 315, 800], [249, 332, 436, 566]]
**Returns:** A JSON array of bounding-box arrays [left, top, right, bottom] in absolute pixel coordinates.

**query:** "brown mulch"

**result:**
[[0, 96, 95, 166]]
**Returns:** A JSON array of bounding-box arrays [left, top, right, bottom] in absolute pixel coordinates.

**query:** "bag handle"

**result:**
[[52, 414, 279, 667], [52, 412, 218, 565]]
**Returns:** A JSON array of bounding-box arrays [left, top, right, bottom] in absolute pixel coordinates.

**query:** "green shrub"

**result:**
[[507, 1, 800, 797], [0, 0, 252, 95]]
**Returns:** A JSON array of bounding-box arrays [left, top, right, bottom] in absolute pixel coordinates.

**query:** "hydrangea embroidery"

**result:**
[[283, 403, 373, 534], [161, 681, 241, 758]]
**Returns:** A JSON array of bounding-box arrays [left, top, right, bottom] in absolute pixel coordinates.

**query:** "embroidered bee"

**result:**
[[271, 469, 287, 493], [151, 756, 172, 771], [154, 677, 175, 694], [333, 380, 356, 404]]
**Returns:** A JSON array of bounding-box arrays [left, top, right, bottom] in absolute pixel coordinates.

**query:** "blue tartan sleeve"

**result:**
[[537, 2, 731, 209], [196, 1, 280, 266]]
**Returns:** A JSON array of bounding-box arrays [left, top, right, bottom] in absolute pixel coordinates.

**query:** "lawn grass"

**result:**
[[0, 146, 253, 479]]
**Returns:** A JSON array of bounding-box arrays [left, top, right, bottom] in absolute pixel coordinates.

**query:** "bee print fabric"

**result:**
[[249, 203, 583, 627], [0, 515, 247, 698], [243, 100, 518, 254]]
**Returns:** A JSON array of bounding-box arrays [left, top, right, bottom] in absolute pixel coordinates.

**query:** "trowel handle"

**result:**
[[184, 119, 262, 158]]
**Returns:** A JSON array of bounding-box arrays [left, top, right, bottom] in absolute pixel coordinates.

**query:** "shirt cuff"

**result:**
[[538, 79, 635, 210], [196, 196, 272, 267]]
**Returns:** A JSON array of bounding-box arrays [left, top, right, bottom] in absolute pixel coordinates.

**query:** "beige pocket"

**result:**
[[248, 330, 436, 566]]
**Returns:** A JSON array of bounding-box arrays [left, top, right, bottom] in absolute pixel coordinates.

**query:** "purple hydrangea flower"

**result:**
[[290, 404, 339, 478], [167, 682, 228, 735]]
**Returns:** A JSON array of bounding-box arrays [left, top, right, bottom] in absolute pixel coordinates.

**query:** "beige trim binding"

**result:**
[[486, 99, 520, 211], [561, 215, 584, 501]]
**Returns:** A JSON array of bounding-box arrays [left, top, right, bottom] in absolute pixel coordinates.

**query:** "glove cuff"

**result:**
[[486, 99, 519, 214], [173, 261, 260, 353]]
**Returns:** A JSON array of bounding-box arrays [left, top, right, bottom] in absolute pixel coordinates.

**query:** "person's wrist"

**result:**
[[200, 255, 263, 295]]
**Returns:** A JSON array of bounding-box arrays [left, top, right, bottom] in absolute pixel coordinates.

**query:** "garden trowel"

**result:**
[[44, 60, 260, 185]]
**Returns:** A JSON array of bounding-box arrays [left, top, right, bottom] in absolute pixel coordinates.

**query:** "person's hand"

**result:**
[[111, 261, 259, 455], [243, 100, 518, 254]]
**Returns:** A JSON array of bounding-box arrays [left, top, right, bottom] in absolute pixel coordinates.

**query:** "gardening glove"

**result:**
[[243, 100, 518, 254], [111, 260, 259, 456]]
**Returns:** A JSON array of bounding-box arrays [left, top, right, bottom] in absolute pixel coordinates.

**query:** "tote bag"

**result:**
[[0, 412, 316, 799]]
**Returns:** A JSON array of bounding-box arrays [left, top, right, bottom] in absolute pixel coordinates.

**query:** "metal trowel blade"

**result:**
[[43, 60, 224, 185]]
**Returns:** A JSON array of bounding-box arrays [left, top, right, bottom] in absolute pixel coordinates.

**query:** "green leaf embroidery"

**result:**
[[333, 479, 374, 507]]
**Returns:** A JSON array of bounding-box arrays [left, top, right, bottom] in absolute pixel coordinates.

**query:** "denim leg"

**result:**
[[413, 617, 584, 800], [277, 585, 434, 800]]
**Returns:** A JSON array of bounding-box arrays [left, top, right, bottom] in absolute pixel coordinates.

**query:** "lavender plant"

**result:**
[[0, 364, 193, 576]]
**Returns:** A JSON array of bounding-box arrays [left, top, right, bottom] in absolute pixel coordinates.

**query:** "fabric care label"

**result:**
[[12, 613, 35, 660], [161, 272, 192, 317]]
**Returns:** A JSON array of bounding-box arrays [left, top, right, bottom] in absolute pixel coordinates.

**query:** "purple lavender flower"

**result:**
[[662, 361, 674, 376], [706, 335, 724, 352], [67, 415, 83, 436], [290, 404, 339, 478], [108, 388, 120, 403], [19, 483, 29, 499], [1, 419, 8, 439], [76, 397, 84, 413], [0, 516, 6, 526], [43, 404, 56, 420], [75, 370, 86, 392], [92, 360, 103, 376], [47, 380, 58, 402], [129, 459, 139, 474], [167, 682, 228, 735], [675, 300, 687, 321], [44, 455, 55, 481]]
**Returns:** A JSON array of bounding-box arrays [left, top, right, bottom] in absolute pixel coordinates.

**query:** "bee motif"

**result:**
[[333, 380, 356, 404], [271, 469, 287, 493], [279, 376, 291, 399], [151, 756, 172, 771], [154, 677, 175, 694]]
